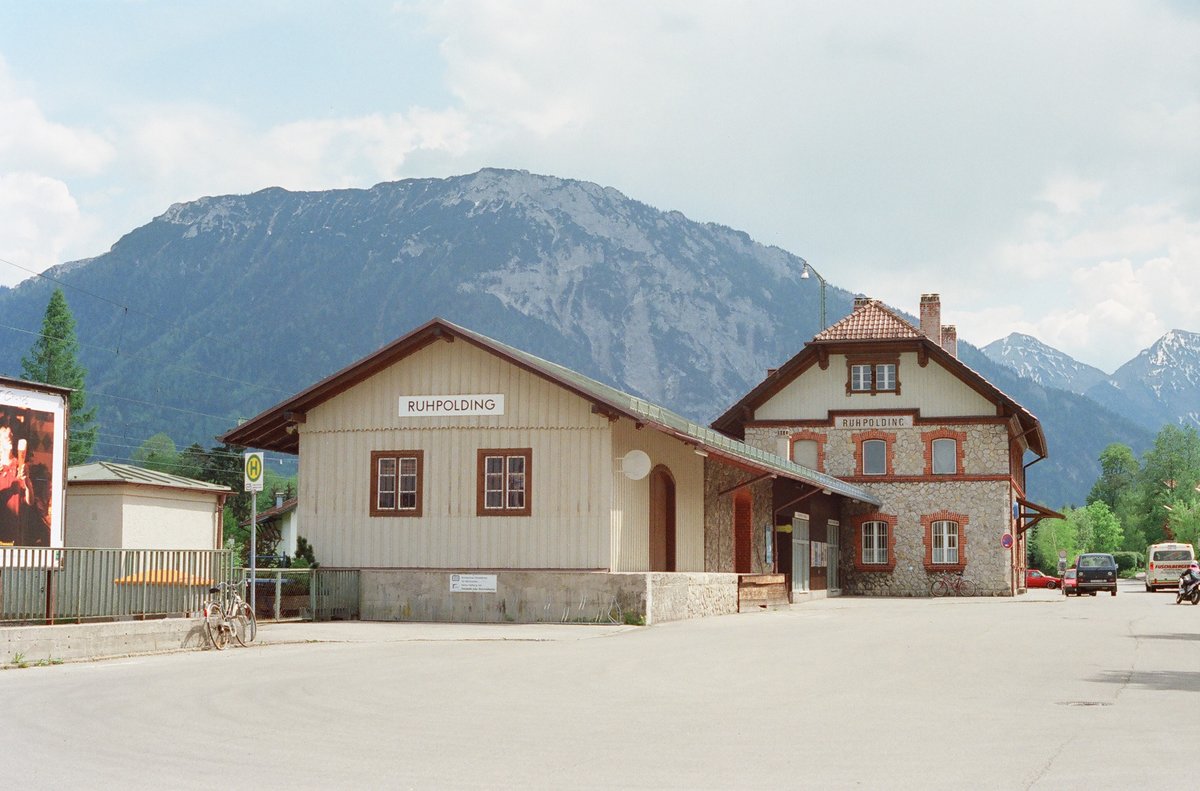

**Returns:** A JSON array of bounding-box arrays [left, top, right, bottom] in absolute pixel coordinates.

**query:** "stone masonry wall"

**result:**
[[744, 421, 1016, 596], [839, 481, 1013, 596], [704, 462, 774, 573]]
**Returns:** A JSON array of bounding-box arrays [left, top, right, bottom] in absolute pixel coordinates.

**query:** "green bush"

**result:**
[[1111, 551, 1144, 572]]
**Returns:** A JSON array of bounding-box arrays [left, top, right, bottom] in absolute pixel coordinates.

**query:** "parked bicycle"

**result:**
[[202, 580, 257, 650], [929, 572, 978, 597]]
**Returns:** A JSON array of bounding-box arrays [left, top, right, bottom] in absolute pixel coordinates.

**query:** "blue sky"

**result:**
[[1, 1, 1198, 372]]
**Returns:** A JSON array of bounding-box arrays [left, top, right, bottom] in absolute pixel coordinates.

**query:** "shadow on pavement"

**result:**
[[1093, 669, 1200, 692]]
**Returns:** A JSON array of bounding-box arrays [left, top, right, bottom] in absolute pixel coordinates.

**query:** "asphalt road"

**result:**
[[3, 578, 1196, 790]]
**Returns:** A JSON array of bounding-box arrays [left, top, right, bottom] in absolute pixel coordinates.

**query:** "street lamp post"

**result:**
[[799, 258, 828, 330]]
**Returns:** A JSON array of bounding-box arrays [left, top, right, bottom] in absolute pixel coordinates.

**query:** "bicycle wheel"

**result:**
[[231, 601, 257, 646], [203, 602, 229, 650], [955, 579, 979, 597], [930, 578, 951, 597]]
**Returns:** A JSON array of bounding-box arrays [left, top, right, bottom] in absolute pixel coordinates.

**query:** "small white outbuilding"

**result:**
[[66, 462, 231, 550]]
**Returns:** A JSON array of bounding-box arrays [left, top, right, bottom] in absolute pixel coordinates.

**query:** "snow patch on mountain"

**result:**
[[980, 333, 1109, 394]]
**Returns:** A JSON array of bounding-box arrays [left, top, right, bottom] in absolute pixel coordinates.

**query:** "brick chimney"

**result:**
[[853, 295, 872, 309], [940, 325, 958, 358], [920, 294, 941, 345]]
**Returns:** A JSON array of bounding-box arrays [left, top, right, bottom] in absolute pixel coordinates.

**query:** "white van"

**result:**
[[1146, 542, 1196, 591]]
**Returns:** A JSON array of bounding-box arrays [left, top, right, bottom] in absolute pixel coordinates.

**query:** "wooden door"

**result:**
[[734, 489, 752, 573], [649, 466, 676, 572]]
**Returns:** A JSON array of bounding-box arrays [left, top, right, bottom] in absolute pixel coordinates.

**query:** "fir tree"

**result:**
[[21, 288, 98, 465]]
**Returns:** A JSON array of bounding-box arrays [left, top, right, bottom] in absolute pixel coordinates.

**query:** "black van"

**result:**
[[1075, 553, 1119, 597]]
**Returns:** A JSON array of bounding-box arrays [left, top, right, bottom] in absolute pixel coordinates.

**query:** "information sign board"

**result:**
[[450, 574, 497, 593], [244, 452, 264, 492]]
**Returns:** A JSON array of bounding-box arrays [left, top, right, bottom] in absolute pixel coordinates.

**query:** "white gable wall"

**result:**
[[610, 418, 706, 572], [297, 339, 615, 570], [755, 352, 997, 421]]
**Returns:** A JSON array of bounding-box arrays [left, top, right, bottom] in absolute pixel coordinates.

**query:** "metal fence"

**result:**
[[243, 567, 360, 622], [0, 547, 362, 626], [0, 547, 234, 625]]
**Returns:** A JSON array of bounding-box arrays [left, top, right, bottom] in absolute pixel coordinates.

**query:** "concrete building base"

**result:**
[[2, 618, 209, 666], [360, 570, 740, 625]]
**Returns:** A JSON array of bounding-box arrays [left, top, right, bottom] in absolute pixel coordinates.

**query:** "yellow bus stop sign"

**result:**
[[244, 452, 264, 492]]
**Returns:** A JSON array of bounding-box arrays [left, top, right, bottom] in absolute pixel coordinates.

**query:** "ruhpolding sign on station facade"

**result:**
[[399, 394, 505, 418]]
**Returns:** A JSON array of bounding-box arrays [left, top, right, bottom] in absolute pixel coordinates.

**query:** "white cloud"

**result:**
[[0, 173, 96, 287], [0, 58, 114, 175], [2, 1, 1199, 376], [1038, 176, 1105, 215]]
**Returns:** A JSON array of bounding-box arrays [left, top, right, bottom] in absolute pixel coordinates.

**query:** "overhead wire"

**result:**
[[0, 253, 299, 449]]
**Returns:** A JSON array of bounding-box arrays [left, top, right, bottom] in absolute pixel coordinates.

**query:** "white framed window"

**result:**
[[874, 363, 896, 391], [863, 439, 887, 475], [851, 364, 873, 392], [370, 450, 423, 517], [932, 438, 957, 474], [931, 520, 959, 564], [477, 448, 532, 516], [845, 356, 901, 395], [861, 521, 888, 565]]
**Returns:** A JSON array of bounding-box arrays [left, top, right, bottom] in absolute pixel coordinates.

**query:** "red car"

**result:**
[[1062, 568, 1090, 596], [1026, 569, 1061, 589]]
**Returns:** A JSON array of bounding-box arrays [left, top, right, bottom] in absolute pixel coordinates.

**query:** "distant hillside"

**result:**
[[0, 169, 1156, 506]]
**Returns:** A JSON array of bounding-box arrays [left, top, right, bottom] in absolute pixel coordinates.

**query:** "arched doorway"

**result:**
[[734, 489, 752, 573], [649, 466, 676, 572]]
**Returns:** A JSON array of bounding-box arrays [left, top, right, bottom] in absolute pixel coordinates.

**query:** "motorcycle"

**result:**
[[1176, 574, 1200, 605]]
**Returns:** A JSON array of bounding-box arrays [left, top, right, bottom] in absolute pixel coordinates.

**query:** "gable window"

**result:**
[[845, 356, 901, 395], [931, 520, 959, 564], [477, 448, 532, 517], [861, 521, 888, 565], [850, 365, 873, 392], [370, 450, 423, 517], [863, 439, 887, 475]]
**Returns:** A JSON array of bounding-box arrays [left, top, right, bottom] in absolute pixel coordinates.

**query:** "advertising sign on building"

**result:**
[[0, 383, 67, 555]]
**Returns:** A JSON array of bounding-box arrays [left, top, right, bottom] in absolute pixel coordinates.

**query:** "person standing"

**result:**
[[0, 423, 31, 545]]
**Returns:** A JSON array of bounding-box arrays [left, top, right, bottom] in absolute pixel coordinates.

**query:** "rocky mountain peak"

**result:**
[[981, 332, 1109, 395]]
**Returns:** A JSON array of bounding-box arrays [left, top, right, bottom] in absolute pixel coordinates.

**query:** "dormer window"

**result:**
[[846, 355, 900, 395]]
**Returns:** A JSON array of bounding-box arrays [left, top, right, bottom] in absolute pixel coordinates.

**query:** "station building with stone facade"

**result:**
[[713, 294, 1061, 597]]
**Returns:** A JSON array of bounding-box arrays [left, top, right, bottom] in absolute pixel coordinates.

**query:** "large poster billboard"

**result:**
[[0, 383, 66, 550]]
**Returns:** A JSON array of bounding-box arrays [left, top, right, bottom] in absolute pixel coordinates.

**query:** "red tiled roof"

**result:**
[[813, 299, 923, 341]]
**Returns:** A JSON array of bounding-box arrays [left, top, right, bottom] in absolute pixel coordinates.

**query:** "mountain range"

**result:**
[[982, 330, 1200, 432], [0, 169, 1171, 507]]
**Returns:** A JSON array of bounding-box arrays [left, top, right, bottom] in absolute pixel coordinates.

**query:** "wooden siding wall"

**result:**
[[755, 352, 997, 421], [297, 339, 614, 569], [610, 419, 705, 573]]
